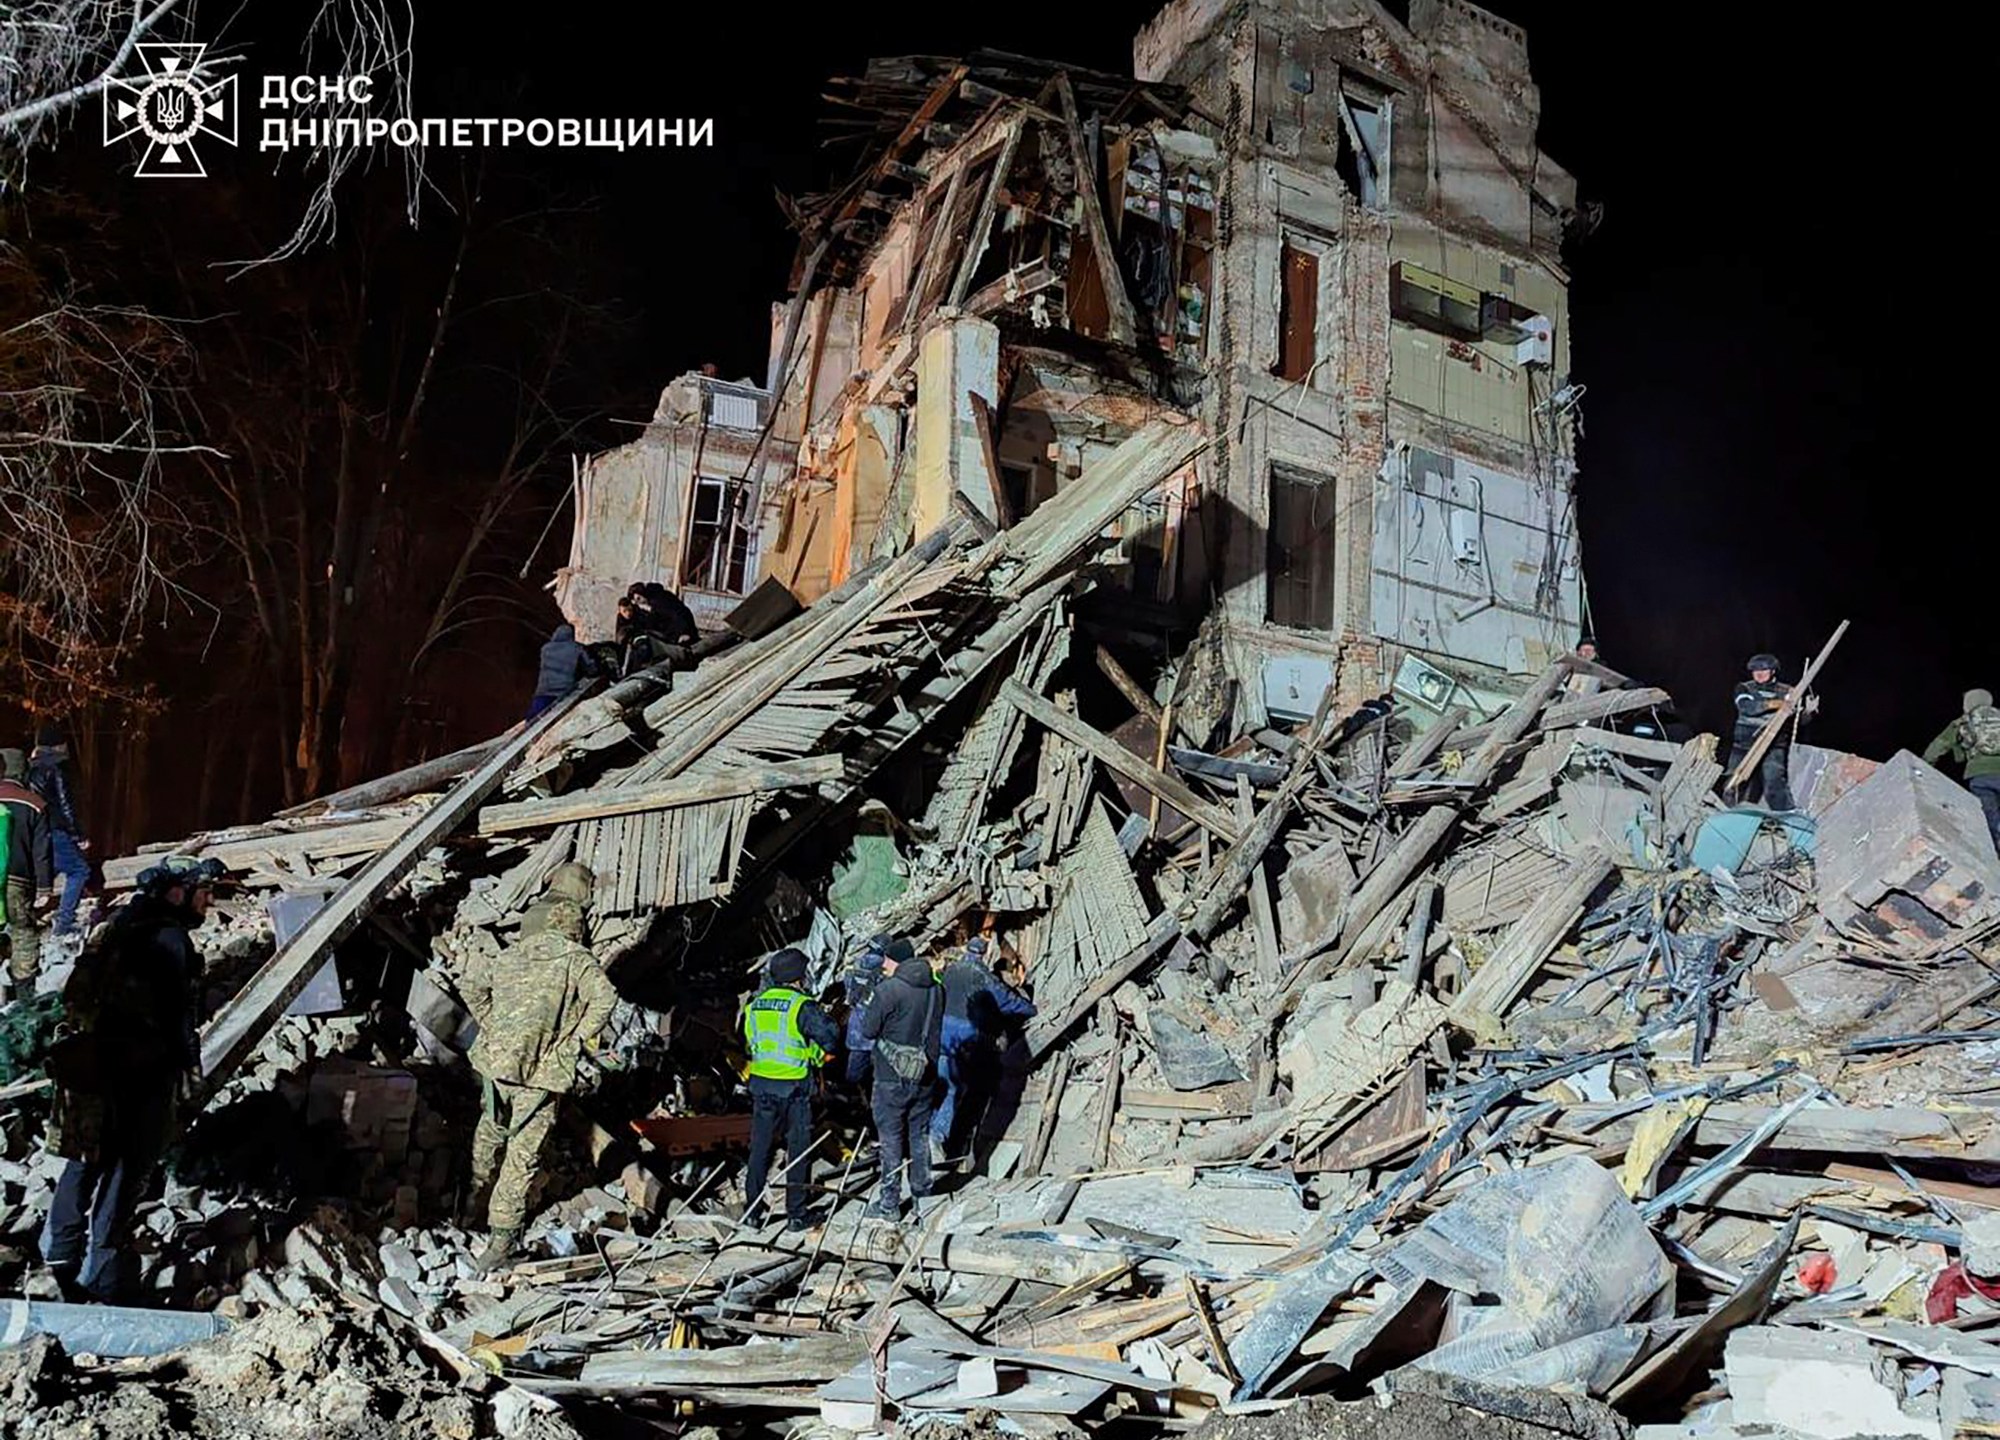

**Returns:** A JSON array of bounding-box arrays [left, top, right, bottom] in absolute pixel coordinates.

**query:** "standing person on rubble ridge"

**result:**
[[740, 947, 839, 1231], [28, 725, 91, 940], [930, 935, 1036, 1167], [1922, 689, 2000, 849], [459, 862, 619, 1273], [859, 937, 942, 1219], [39, 854, 221, 1303], [2, 747, 54, 1001], [1727, 653, 1814, 812]]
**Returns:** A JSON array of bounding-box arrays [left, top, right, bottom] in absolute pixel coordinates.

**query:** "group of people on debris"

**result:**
[[1, 726, 95, 1004], [525, 581, 701, 718], [735, 931, 1036, 1230]]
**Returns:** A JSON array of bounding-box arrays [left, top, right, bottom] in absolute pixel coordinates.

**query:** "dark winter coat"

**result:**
[[0, 778, 54, 888], [859, 962, 944, 1064], [534, 624, 594, 699], [1732, 679, 1790, 746], [28, 753, 82, 837]]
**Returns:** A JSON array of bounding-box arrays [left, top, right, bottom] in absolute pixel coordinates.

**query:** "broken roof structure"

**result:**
[[23, 6, 2000, 1440]]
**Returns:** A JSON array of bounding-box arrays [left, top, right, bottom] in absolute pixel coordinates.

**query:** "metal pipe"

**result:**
[[0, 1299, 229, 1357]]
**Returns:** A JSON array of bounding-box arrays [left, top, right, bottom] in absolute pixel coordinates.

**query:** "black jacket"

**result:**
[[0, 779, 54, 888], [28, 754, 82, 837], [861, 963, 944, 1064], [534, 624, 595, 699], [68, 893, 204, 1078], [1732, 680, 1790, 745]]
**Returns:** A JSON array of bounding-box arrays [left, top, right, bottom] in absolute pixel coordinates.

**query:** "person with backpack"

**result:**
[[857, 941, 942, 1218], [1, 747, 55, 1000], [1923, 689, 2000, 847], [40, 855, 221, 1302], [27, 726, 90, 938]]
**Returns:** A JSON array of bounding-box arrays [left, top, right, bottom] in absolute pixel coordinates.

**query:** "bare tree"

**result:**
[[0, 230, 222, 710]]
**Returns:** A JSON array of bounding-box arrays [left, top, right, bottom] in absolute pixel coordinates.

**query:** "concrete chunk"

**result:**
[[1724, 1325, 1937, 1440]]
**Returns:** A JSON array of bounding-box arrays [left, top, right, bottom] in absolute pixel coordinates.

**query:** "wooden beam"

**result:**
[[195, 687, 593, 1095], [1053, 72, 1138, 346], [276, 732, 512, 817], [1094, 645, 1165, 727], [1728, 620, 1849, 791], [1386, 706, 1465, 781], [946, 115, 1027, 308], [1000, 680, 1240, 843], [1571, 726, 1681, 764], [105, 757, 844, 887], [1447, 848, 1617, 1033]]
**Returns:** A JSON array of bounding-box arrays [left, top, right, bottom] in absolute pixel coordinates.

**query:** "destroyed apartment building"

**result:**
[[11, 4, 2000, 1440]]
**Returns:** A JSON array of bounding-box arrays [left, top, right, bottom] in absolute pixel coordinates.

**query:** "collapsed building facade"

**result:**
[[561, 0, 1588, 728], [28, 7, 2000, 1440]]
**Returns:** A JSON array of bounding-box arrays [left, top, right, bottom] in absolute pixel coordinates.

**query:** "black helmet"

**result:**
[[137, 854, 225, 896], [1746, 653, 1781, 677]]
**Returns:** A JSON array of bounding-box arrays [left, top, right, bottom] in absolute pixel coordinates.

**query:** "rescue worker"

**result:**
[[527, 623, 597, 718], [459, 863, 618, 1272], [28, 726, 89, 938], [859, 939, 942, 1219], [1727, 653, 1808, 812], [1575, 637, 1599, 665], [930, 936, 1036, 1163], [2, 747, 54, 1000], [40, 854, 220, 1302], [843, 934, 914, 1090], [1923, 689, 2000, 848], [741, 948, 839, 1231]]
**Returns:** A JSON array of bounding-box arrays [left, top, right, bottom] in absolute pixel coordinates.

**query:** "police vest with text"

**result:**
[[744, 987, 826, 1080]]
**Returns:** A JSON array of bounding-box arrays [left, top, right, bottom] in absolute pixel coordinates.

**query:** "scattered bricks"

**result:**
[[621, 1161, 665, 1214], [378, 1275, 423, 1319], [379, 1241, 424, 1285]]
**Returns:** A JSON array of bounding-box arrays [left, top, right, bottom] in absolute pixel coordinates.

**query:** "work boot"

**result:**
[[785, 1213, 816, 1234], [474, 1228, 521, 1275], [864, 1196, 901, 1222]]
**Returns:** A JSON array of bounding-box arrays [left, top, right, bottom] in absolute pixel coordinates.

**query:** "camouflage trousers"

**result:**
[[470, 1078, 559, 1232], [5, 877, 40, 985]]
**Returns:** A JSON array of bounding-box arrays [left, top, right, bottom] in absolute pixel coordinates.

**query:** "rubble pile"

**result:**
[[6, 411, 2000, 1438]]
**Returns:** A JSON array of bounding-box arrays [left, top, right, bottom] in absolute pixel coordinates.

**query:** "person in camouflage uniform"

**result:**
[[458, 862, 617, 1271], [40, 854, 221, 1301]]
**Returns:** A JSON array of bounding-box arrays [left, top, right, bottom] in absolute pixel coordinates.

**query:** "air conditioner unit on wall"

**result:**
[[1515, 314, 1553, 367]]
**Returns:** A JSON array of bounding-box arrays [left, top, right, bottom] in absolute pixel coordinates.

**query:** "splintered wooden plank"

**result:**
[[196, 688, 589, 1092], [1000, 680, 1239, 843], [1448, 848, 1617, 1032]]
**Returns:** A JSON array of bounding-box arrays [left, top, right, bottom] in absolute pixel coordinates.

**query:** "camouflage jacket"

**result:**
[[460, 901, 617, 1094]]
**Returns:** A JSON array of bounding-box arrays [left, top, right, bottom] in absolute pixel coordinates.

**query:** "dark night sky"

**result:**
[[184, 3, 1973, 761]]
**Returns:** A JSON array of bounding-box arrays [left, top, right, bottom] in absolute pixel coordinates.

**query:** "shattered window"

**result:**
[[683, 476, 750, 594], [1337, 95, 1386, 207], [1267, 467, 1339, 629]]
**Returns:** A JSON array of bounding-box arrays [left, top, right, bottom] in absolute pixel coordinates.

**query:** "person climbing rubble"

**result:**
[[931, 935, 1035, 1167], [1727, 653, 1814, 812], [858, 937, 941, 1219], [1922, 688, 2000, 849], [843, 933, 913, 1091], [39, 854, 222, 1303], [2, 746, 54, 1000], [740, 947, 838, 1231], [28, 725, 91, 939], [527, 622, 599, 718], [458, 862, 618, 1273]]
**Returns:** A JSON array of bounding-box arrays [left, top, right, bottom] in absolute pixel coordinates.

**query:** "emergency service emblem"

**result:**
[[101, 43, 238, 178]]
